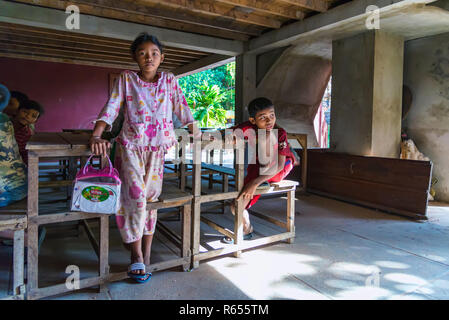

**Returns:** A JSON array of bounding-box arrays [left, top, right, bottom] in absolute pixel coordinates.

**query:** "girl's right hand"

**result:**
[[89, 136, 111, 156]]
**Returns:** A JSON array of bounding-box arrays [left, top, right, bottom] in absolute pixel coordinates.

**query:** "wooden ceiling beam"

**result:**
[[72, 0, 264, 36], [0, 1, 245, 55], [0, 22, 210, 58], [0, 34, 197, 63], [2, 43, 184, 67], [10, 0, 255, 41], [134, 0, 283, 28], [213, 0, 306, 20], [278, 0, 329, 13], [0, 51, 141, 70]]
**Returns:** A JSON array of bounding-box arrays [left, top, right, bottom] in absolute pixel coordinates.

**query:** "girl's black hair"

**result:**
[[130, 33, 163, 56], [248, 97, 274, 118], [19, 100, 44, 117], [10, 91, 28, 107]]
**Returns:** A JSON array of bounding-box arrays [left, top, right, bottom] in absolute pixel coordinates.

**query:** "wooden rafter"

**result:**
[[10, 0, 257, 41], [213, 0, 306, 20], [0, 22, 209, 59], [133, 0, 284, 28], [73, 0, 265, 36], [278, 0, 329, 13]]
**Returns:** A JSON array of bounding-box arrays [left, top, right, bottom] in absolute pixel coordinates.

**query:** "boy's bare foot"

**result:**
[[243, 224, 254, 236]]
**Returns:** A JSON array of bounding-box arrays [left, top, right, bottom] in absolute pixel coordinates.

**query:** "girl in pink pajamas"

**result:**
[[90, 33, 195, 283]]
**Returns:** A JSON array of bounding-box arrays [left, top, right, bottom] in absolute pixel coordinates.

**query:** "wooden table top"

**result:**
[[26, 132, 91, 151]]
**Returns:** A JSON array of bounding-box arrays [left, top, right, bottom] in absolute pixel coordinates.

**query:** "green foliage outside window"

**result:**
[[178, 62, 235, 128]]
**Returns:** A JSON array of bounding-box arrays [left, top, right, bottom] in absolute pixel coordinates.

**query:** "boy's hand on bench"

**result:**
[[237, 181, 258, 200]]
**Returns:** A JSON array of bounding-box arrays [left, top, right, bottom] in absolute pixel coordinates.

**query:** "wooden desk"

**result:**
[[25, 132, 109, 300]]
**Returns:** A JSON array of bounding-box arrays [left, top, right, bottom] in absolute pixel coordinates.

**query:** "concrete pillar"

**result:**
[[235, 53, 256, 124], [330, 30, 404, 158]]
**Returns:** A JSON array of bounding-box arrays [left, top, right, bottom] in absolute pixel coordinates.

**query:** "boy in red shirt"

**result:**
[[223, 97, 296, 243]]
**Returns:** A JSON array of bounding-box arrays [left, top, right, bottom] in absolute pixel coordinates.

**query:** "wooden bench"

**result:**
[[0, 211, 26, 300], [186, 136, 300, 269]]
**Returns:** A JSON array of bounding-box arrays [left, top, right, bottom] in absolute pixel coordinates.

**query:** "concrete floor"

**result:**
[[1, 190, 449, 300]]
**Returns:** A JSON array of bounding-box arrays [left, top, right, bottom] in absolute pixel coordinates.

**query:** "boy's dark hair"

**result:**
[[248, 97, 274, 118], [10, 91, 28, 106], [19, 100, 44, 117], [130, 33, 163, 56]]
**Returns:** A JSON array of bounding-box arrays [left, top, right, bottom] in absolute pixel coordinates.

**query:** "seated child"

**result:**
[[0, 84, 27, 208], [224, 97, 296, 243], [12, 100, 44, 165], [3, 91, 28, 119]]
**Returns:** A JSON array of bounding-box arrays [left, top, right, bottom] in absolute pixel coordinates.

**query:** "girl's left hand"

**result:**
[[89, 136, 111, 157]]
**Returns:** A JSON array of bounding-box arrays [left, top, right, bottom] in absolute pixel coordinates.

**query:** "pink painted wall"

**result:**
[[0, 57, 125, 132]]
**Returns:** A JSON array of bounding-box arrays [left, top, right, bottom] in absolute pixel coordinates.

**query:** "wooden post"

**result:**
[[286, 190, 295, 244], [27, 153, 39, 297], [233, 142, 245, 258], [191, 138, 202, 269], [98, 215, 109, 293], [13, 229, 25, 297], [181, 204, 191, 271]]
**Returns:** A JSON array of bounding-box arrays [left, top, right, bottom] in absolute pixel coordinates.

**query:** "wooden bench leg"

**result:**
[[191, 198, 201, 269], [233, 197, 244, 258], [287, 189, 295, 244], [98, 215, 109, 293], [13, 229, 25, 299], [221, 174, 229, 214], [181, 203, 191, 272]]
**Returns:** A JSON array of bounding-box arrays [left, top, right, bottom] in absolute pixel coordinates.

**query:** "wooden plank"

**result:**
[[0, 1, 244, 55], [158, 184, 193, 204], [0, 51, 138, 71], [199, 191, 240, 204], [73, 0, 260, 38], [26, 154, 39, 295], [247, 209, 287, 229], [13, 229, 25, 298], [0, 21, 211, 58], [214, 0, 306, 19], [81, 220, 100, 258], [200, 216, 234, 239], [181, 204, 192, 271], [193, 232, 295, 262], [286, 190, 295, 244], [0, 215, 27, 232], [99, 215, 109, 293], [29, 212, 105, 225], [279, 0, 329, 12], [201, 163, 236, 176], [133, 0, 283, 28], [191, 197, 201, 269], [27, 276, 103, 300], [26, 132, 70, 150]]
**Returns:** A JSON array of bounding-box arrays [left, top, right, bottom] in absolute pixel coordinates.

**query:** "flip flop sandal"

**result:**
[[221, 232, 254, 244], [127, 262, 152, 283]]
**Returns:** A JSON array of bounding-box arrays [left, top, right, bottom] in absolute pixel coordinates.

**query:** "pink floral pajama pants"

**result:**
[[114, 143, 165, 244]]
